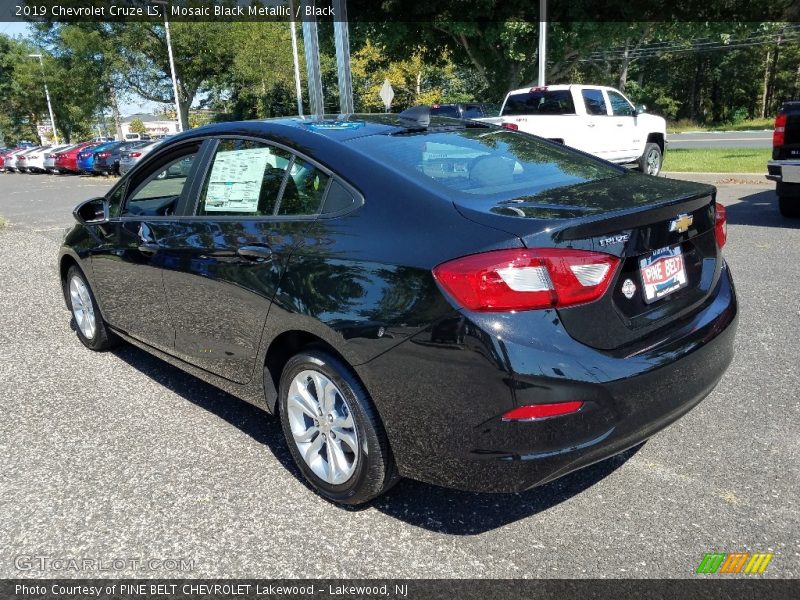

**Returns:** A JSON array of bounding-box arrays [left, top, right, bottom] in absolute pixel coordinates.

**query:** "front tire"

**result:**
[[278, 350, 398, 505], [64, 266, 119, 351], [638, 142, 663, 176]]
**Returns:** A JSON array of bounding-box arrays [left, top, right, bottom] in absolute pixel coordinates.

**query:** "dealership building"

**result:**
[[120, 113, 179, 138]]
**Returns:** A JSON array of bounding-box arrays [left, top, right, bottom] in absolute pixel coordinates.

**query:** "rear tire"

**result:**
[[64, 266, 120, 351], [638, 142, 663, 176], [278, 349, 398, 505]]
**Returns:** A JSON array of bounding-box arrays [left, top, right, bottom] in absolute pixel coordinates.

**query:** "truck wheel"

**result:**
[[637, 142, 662, 176]]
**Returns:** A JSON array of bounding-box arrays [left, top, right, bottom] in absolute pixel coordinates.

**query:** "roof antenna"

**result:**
[[398, 105, 430, 129]]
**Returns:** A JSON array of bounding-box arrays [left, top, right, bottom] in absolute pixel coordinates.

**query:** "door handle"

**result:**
[[137, 223, 159, 254], [237, 245, 273, 262], [616, 123, 624, 127], [587, 123, 596, 128]]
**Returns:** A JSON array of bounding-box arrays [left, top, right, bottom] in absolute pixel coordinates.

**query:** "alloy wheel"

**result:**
[[69, 275, 96, 340], [286, 369, 359, 485], [646, 148, 661, 175]]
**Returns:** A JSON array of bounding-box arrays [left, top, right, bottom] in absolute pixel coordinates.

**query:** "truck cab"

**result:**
[[491, 84, 667, 175]]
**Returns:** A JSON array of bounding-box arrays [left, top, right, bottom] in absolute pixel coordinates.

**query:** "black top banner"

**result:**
[[1, 0, 799, 23]]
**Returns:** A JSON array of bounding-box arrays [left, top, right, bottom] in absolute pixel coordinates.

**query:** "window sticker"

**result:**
[[204, 147, 275, 212]]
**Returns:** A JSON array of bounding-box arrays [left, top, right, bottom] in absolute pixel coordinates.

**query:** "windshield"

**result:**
[[349, 128, 620, 201]]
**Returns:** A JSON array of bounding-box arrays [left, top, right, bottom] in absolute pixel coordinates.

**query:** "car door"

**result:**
[[158, 137, 331, 384], [89, 140, 204, 353], [578, 88, 612, 157], [605, 89, 640, 161]]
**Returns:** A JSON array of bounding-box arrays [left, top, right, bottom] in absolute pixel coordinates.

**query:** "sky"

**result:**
[[1, 21, 160, 116]]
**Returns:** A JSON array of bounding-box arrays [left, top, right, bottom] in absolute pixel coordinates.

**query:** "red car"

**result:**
[[54, 142, 98, 173]]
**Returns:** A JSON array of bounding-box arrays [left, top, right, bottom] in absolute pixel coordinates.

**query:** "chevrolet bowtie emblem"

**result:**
[[669, 213, 693, 233]]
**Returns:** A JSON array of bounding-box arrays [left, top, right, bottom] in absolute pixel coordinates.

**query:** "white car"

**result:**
[[25, 145, 66, 173], [483, 84, 667, 175]]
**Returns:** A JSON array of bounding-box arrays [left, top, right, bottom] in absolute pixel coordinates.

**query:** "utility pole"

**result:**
[[538, 0, 547, 87], [289, 0, 304, 116], [152, 0, 184, 132], [28, 54, 58, 144]]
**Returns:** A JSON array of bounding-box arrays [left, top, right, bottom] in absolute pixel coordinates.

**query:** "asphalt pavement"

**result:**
[[668, 130, 772, 149], [0, 172, 798, 578]]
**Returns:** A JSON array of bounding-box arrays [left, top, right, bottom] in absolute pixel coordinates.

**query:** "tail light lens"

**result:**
[[502, 401, 584, 421], [432, 248, 620, 311], [129, 152, 142, 158], [98, 152, 111, 158], [773, 113, 786, 147], [714, 203, 727, 249], [503, 123, 519, 131]]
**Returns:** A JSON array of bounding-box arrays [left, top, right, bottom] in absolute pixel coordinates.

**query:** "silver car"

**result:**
[[43, 144, 74, 172], [118, 139, 166, 175]]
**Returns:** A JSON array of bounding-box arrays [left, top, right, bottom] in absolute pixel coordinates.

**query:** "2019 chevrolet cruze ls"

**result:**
[[59, 111, 737, 504]]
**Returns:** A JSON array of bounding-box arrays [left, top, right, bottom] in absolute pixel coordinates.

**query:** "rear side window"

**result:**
[[197, 139, 292, 216], [276, 157, 330, 216], [502, 90, 576, 116], [582, 89, 608, 115], [322, 180, 356, 214]]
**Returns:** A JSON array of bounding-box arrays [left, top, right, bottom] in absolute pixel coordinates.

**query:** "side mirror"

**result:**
[[73, 197, 109, 225], [634, 104, 647, 116]]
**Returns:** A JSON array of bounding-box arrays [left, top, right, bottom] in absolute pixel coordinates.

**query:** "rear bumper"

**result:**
[[358, 263, 737, 493], [767, 159, 800, 182]]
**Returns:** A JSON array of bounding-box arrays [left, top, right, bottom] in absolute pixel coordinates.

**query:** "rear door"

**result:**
[[579, 88, 614, 158], [159, 137, 331, 384]]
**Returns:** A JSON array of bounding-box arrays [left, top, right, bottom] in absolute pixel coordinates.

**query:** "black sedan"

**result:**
[[59, 111, 737, 504]]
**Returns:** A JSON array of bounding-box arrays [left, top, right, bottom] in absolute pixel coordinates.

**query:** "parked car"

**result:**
[[24, 145, 60, 173], [76, 142, 112, 174], [2, 144, 36, 172], [429, 102, 500, 119], [480, 84, 667, 176], [45, 144, 77, 173], [118, 139, 166, 175], [59, 111, 737, 505], [766, 100, 800, 217], [123, 132, 151, 142], [13, 146, 45, 172], [93, 141, 144, 175], [55, 142, 97, 174]]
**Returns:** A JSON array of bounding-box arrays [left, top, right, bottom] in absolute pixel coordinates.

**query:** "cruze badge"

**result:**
[[599, 233, 630, 247], [669, 213, 693, 233]]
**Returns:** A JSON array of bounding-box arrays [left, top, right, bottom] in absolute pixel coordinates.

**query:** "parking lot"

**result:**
[[0, 171, 798, 578]]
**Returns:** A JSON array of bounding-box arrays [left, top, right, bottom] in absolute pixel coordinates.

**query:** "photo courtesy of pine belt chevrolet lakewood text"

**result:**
[[59, 108, 737, 505]]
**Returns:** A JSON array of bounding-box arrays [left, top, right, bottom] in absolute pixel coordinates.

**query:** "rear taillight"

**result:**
[[714, 203, 727, 249], [129, 152, 142, 158], [98, 152, 111, 158], [502, 401, 584, 421], [503, 123, 519, 131], [773, 113, 787, 147], [432, 248, 620, 312]]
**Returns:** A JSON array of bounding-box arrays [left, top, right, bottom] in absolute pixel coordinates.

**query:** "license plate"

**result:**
[[639, 245, 688, 303], [782, 165, 800, 183]]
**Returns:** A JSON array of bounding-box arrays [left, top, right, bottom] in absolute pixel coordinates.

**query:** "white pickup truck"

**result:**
[[481, 84, 667, 176]]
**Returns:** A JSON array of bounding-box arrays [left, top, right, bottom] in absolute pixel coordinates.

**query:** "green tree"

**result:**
[[128, 117, 146, 135]]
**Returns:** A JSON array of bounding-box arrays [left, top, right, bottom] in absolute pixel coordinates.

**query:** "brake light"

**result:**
[[714, 203, 727, 249], [529, 86, 548, 92], [432, 248, 620, 311], [774, 113, 787, 147], [129, 152, 142, 158], [502, 401, 584, 421], [98, 152, 111, 158], [503, 123, 519, 131]]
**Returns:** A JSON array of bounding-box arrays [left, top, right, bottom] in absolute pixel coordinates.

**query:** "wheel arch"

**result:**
[[647, 132, 665, 155]]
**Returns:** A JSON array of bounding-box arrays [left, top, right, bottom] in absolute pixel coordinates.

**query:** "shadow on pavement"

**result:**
[[725, 189, 800, 229], [105, 340, 642, 535]]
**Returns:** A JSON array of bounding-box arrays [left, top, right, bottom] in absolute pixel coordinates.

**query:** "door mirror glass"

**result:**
[[73, 197, 109, 225], [635, 104, 647, 115]]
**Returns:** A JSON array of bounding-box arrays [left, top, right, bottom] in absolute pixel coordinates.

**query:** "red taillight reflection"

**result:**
[[129, 152, 142, 158], [502, 401, 584, 421], [503, 123, 519, 131], [715, 203, 727, 249], [774, 113, 787, 147], [432, 248, 620, 312]]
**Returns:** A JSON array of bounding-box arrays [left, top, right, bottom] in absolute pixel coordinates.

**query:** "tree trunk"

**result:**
[[108, 84, 123, 141], [618, 40, 630, 92], [765, 31, 783, 116]]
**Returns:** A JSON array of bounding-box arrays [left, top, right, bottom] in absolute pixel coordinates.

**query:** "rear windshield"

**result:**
[[430, 105, 461, 118], [502, 90, 576, 116], [349, 128, 620, 200]]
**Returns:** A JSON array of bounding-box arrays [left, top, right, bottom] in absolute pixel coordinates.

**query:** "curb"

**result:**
[[661, 171, 770, 185]]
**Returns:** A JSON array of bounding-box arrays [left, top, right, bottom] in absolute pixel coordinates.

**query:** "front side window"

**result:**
[[582, 89, 608, 116], [197, 139, 292, 216], [123, 147, 198, 217], [607, 91, 635, 117]]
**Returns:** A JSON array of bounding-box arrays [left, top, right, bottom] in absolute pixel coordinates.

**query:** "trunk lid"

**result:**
[[454, 172, 720, 351]]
